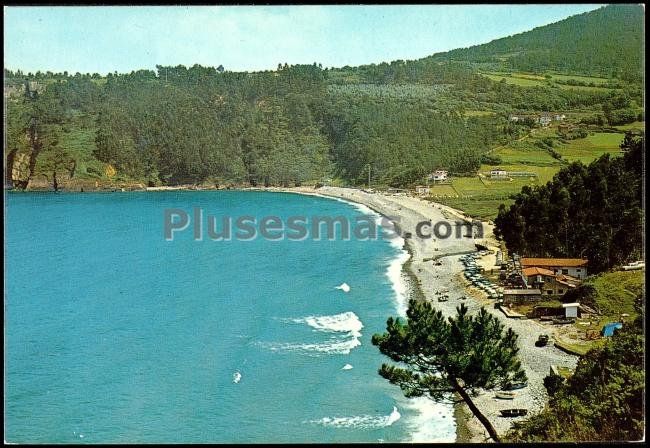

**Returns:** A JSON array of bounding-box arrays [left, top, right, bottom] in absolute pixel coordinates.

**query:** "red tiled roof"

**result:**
[[522, 267, 555, 277], [521, 258, 588, 267], [556, 274, 581, 287]]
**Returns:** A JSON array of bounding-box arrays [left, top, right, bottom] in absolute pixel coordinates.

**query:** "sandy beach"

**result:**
[[269, 185, 579, 442]]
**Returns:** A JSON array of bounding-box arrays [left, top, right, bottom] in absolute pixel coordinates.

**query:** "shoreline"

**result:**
[[7, 184, 579, 442], [265, 186, 579, 443], [272, 186, 484, 442]]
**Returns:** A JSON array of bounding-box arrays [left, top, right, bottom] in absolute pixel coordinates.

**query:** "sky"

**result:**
[[4, 5, 604, 75]]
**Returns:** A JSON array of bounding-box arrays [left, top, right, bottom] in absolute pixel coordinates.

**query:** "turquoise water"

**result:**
[[5, 191, 455, 443]]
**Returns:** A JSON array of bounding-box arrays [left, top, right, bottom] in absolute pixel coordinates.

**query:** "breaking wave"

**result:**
[[263, 312, 363, 355], [307, 406, 401, 429]]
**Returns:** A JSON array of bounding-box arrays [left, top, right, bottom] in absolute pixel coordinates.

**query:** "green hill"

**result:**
[[428, 5, 644, 81], [4, 5, 645, 192]]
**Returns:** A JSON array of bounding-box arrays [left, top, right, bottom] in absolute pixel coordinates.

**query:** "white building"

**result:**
[[415, 185, 431, 195], [428, 170, 448, 182], [490, 168, 507, 178], [563, 303, 580, 319], [520, 258, 589, 280]]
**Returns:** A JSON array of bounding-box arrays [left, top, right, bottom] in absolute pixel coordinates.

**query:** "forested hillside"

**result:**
[[494, 133, 644, 273], [429, 5, 644, 81], [4, 4, 644, 191]]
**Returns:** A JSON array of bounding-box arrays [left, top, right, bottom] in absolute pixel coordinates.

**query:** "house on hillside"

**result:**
[[537, 113, 553, 127], [490, 168, 507, 178], [522, 267, 581, 296], [415, 185, 431, 195], [554, 114, 566, 121], [428, 170, 448, 182], [521, 258, 588, 280]]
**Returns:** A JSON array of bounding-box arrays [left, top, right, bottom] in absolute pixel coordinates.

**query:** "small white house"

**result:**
[[428, 170, 448, 182], [415, 185, 431, 195], [563, 303, 580, 319], [537, 114, 552, 126], [490, 168, 507, 178]]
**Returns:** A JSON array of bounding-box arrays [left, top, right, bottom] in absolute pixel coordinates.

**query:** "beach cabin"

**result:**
[[562, 303, 580, 319], [415, 185, 431, 196], [520, 258, 588, 280]]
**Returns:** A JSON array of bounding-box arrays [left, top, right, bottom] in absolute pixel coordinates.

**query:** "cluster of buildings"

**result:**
[[499, 256, 588, 318], [508, 112, 566, 127], [414, 170, 450, 196]]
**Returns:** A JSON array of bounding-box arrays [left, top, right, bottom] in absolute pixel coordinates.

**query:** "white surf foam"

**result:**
[[335, 282, 351, 292], [400, 397, 456, 443], [299, 311, 363, 336], [386, 235, 411, 317], [307, 406, 401, 429], [265, 312, 364, 355]]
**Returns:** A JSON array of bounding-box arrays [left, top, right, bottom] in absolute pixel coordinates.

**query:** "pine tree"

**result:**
[[372, 300, 527, 442]]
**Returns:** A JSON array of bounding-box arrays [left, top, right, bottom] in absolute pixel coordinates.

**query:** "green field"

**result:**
[[590, 271, 643, 324], [453, 176, 538, 197], [430, 130, 630, 220], [547, 73, 610, 85], [428, 184, 458, 197], [478, 71, 619, 92], [555, 132, 624, 163], [492, 145, 561, 165], [434, 196, 514, 220], [480, 72, 546, 87], [613, 121, 645, 131]]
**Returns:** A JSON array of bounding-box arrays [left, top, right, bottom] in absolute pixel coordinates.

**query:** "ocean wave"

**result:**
[[400, 397, 456, 443], [307, 406, 401, 429], [297, 311, 363, 337], [386, 236, 411, 317], [265, 312, 363, 355]]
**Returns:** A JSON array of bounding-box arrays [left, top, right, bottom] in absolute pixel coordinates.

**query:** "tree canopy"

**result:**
[[494, 133, 644, 274], [372, 300, 527, 442]]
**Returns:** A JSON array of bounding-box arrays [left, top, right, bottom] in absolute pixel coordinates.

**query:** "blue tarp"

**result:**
[[602, 322, 623, 337]]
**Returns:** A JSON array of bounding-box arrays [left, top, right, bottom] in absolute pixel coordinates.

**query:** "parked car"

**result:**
[[535, 334, 549, 347]]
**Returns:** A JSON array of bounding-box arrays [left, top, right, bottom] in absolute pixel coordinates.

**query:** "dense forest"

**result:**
[[3, 4, 644, 190], [430, 4, 644, 81], [494, 133, 644, 273]]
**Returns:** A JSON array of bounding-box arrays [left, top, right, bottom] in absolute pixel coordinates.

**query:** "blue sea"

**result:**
[[4, 191, 455, 443]]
